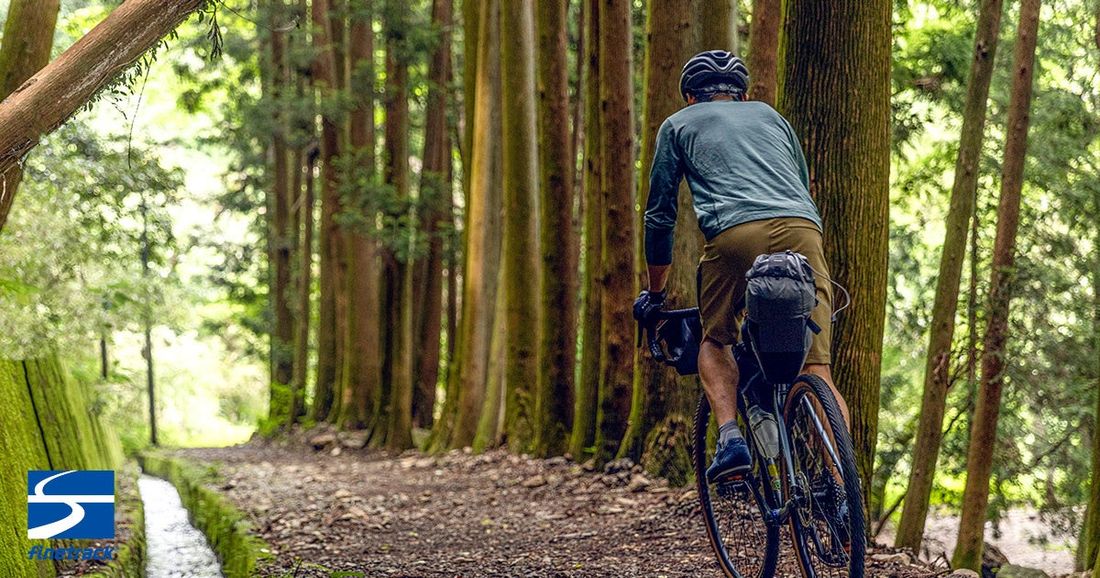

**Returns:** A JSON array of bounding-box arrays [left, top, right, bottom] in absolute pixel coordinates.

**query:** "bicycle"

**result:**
[[640, 255, 865, 578]]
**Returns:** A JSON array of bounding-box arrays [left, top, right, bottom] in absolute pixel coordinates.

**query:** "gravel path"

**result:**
[[165, 441, 938, 578]]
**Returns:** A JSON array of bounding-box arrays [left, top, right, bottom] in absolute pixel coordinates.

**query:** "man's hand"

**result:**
[[633, 289, 666, 322]]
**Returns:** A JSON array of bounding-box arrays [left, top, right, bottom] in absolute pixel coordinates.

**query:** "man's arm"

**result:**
[[643, 119, 684, 292]]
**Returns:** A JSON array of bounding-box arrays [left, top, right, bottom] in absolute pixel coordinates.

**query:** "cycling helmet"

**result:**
[[679, 50, 749, 102]]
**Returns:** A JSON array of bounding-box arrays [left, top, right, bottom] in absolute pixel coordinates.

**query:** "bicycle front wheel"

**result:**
[[694, 393, 780, 578], [781, 374, 866, 578]]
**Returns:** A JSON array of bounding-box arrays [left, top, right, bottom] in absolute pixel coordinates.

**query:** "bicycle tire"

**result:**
[[694, 392, 780, 578], [781, 374, 866, 578]]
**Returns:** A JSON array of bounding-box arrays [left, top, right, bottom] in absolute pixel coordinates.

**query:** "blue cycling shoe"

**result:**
[[706, 436, 753, 483]]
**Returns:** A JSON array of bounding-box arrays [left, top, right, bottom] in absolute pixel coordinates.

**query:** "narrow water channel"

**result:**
[[138, 475, 223, 578]]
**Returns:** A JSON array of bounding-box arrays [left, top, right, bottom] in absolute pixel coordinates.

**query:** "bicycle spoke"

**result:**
[[782, 378, 865, 578], [694, 393, 780, 578], [712, 479, 770, 575]]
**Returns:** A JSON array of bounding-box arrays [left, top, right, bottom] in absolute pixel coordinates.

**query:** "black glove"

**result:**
[[633, 289, 666, 323]]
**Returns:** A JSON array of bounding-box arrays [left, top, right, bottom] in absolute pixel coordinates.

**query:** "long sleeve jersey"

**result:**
[[643, 100, 822, 266]]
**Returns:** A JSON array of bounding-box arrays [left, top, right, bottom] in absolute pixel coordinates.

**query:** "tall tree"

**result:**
[[0, 0, 60, 231], [382, 0, 415, 450], [428, 0, 477, 452], [780, 0, 892, 504], [594, 0, 636, 463], [328, 0, 350, 421], [310, 0, 343, 422], [413, 0, 455, 430], [446, 0, 503, 449], [569, 0, 602, 460], [266, 0, 296, 421], [746, 0, 781, 104], [534, 0, 577, 457], [287, 0, 313, 424], [695, 0, 738, 53], [292, 145, 318, 423], [618, 0, 699, 482], [338, 0, 380, 430], [499, 0, 540, 451], [0, 0, 204, 231], [952, 0, 1042, 569], [895, 0, 1005, 551], [1080, 188, 1100, 571]]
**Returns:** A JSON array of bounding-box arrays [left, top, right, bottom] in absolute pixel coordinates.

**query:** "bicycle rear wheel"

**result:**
[[781, 374, 866, 578], [694, 393, 780, 578]]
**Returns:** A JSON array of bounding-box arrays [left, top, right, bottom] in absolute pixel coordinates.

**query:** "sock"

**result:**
[[718, 419, 744, 445]]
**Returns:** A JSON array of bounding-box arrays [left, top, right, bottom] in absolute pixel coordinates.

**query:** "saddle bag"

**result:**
[[744, 251, 818, 384]]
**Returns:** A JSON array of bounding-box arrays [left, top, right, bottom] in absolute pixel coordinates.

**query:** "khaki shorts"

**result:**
[[697, 217, 832, 365]]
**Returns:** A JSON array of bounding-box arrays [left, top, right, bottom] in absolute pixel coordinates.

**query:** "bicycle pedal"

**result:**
[[715, 477, 750, 498]]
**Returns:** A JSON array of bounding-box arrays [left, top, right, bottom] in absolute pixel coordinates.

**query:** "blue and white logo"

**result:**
[[27, 470, 115, 539]]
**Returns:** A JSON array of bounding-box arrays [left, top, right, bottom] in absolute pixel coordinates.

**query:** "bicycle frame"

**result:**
[[735, 357, 841, 534]]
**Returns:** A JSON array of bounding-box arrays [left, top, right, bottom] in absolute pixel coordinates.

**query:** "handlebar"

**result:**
[[636, 306, 700, 363]]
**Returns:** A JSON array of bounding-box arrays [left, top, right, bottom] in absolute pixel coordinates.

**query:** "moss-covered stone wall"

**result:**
[[0, 356, 126, 578]]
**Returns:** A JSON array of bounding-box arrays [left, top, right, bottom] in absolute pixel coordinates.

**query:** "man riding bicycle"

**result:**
[[634, 50, 850, 484]]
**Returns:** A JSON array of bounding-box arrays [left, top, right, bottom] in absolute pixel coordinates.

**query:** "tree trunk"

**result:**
[[1081, 194, 1100, 569], [447, 0, 503, 449], [952, 0, 1041, 570], [382, 0, 415, 451], [569, 0, 601, 460], [428, 0, 477, 452], [267, 0, 296, 423], [311, 0, 343, 422], [328, 0, 350, 422], [459, 0, 479, 204], [499, 0, 540, 452], [780, 0, 892, 511], [895, 0, 1005, 551], [695, 0, 738, 53], [533, 0, 577, 458], [338, 0, 380, 430], [288, 0, 312, 424], [413, 0, 454, 430], [746, 0, 781, 105], [292, 146, 318, 423], [474, 274, 508, 450], [0, 0, 60, 231], [619, 0, 704, 483], [594, 0, 636, 464], [0, 0, 201, 232]]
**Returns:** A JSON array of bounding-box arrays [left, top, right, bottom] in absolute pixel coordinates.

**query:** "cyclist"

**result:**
[[634, 50, 849, 484]]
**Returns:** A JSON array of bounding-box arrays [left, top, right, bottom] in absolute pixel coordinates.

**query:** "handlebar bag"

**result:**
[[655, 313, 703, 376], [744, 250, 817, 384]]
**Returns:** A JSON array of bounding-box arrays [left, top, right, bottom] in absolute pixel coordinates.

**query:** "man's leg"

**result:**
[[699, 337, 739, 425], [699, 336, 754, 481]]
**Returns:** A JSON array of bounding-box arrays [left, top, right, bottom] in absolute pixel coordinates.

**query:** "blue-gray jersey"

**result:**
[[643, 100, 822, 265]]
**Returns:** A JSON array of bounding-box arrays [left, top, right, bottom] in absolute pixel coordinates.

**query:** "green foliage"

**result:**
[[878, 0, 1100, 539], [0, 124, 182, 359]]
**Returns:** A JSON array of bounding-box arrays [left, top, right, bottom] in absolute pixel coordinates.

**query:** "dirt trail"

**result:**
[[165, 441, 936, 578]]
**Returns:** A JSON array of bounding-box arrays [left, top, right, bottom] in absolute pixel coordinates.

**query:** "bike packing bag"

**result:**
[[744, 250, 817, 384], [654, 312, 703, 376]]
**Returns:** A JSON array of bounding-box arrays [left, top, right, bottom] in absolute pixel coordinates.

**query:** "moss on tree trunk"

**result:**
[[780, 0, 892, 510]]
